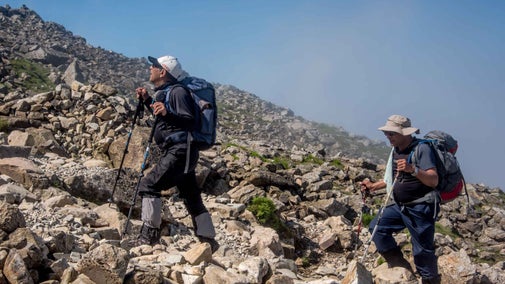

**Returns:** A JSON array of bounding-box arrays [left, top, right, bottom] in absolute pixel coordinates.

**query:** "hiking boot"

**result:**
[[193, 212, 216, 239], [197, 236, 220, 253], [136, 223, 161, 246], [380, 248, 415, 273], [421, 275, 441, 284]]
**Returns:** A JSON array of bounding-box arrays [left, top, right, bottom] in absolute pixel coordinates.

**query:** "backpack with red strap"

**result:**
[[410, 130, 468, 204]]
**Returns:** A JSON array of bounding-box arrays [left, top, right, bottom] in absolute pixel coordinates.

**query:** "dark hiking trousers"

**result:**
[[369, 202, 439, 279], [139, 145, 207, 227]]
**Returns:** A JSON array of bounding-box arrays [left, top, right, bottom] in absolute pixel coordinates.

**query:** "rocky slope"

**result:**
[[1, 4, 505, 284], [0, 4, 389, 163]]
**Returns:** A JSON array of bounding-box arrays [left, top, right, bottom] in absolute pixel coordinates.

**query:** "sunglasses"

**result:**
[[383, 131, 399, 137]]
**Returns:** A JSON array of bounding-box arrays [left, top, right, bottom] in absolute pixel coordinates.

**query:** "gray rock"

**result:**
[[0, 201, 26, 232]]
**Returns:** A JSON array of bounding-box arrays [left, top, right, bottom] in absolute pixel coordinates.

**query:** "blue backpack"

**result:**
[[167, 76, 217, 151]]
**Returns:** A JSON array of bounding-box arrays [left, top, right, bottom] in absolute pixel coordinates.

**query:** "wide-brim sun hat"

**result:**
[[148, 55, 189, 81], [378, 114, 420, 136]]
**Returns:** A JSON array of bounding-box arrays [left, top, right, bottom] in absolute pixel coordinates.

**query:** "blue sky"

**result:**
[[3, 1, 504, 191]]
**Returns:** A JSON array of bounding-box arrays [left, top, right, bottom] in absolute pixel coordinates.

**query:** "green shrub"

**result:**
[[223, 143, 266, 161], [248, 196, 291, 237], [472, 243, 505, 264], [302, 154, 323, 165], [362, 212, 374, 227], [301, 257, 311, 267], [329, 159, 343, 169], [248, 197, 276, 224], [223, 142, 240, 149], [250, 150, 266, 161], [224, 142, 293, 168], [435, 222, 461, 239], [272, 156, 291, 169], [11, 58, 55, 92]]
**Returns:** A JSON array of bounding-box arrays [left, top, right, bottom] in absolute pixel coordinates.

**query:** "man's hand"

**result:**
[[136, 87, 149, 101], [396, 159, 415, 174], [151, 101, 167, 116], [397, 158, 438, 187], [360, 178, 373, 191], [360, 178, 386, 192]]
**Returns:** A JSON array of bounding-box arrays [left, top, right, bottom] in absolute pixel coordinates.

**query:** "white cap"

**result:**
[[148, 55, 189, 81]]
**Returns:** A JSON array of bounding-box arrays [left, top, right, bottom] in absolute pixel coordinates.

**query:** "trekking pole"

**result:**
[[121, 89, 166, 238], [354, 183, 370, 253], [360, 177, 397, 263], [108, 98, 145, 205], [122, 114, 159, 238]]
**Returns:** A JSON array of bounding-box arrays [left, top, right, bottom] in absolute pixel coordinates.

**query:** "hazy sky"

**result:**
[[3, 1, 504, 190]]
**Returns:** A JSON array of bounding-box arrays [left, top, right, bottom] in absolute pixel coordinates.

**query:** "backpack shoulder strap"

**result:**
[[164, 83, 191, 114], [407, 139, 429, 164], [166, 83, 194, 174]]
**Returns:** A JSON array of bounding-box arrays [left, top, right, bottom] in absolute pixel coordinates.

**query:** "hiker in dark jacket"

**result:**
[[361, 114, 441, 284], [134, 55, 217, 250]]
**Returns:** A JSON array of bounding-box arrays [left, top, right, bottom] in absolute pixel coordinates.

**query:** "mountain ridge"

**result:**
[[0, 3, 390, 164]]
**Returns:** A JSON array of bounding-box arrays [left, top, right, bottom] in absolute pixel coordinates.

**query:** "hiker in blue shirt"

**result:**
[[133, 55, 217, 250], [361, 114, 441, 284]]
